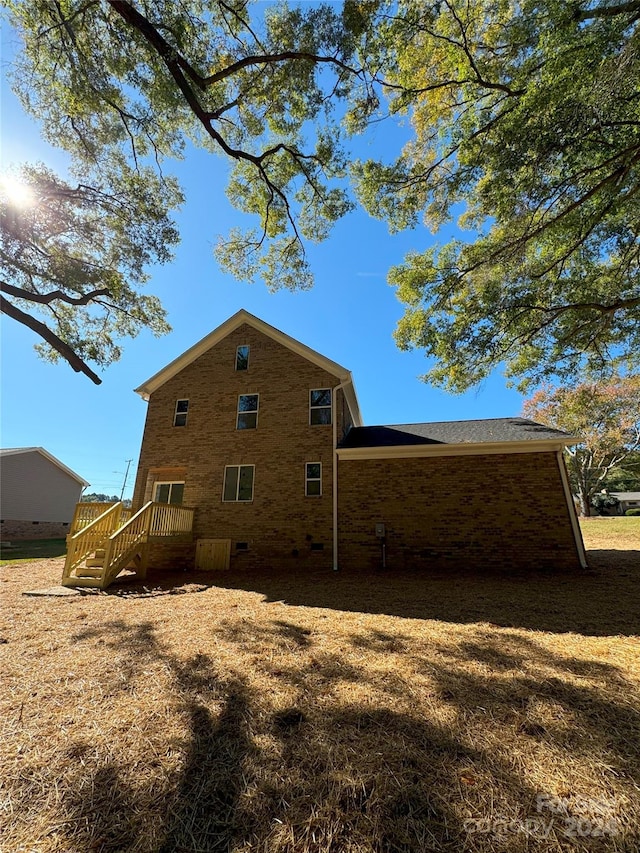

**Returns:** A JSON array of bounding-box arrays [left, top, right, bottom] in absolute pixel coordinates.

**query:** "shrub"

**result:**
[[625, 508, 640, 516]]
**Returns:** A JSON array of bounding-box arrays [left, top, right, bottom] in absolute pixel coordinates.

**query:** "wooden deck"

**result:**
[[62, 502, 195, 590]]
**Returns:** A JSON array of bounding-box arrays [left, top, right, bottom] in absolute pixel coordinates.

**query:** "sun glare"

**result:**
[[0, 174, 35, 208]]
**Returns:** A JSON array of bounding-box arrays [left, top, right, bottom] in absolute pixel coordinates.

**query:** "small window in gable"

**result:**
[[223, 465, 254, 502], [305, 462, 322, 496], [174, 399, 189, 427], [310, 389, 332, 425], [154, 482, 185, 505], [237, 394, 259, 429], [236, 345, 250, 371]]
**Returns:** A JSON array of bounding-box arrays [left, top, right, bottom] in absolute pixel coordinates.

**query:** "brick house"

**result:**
[[128, 309, 586, 574]]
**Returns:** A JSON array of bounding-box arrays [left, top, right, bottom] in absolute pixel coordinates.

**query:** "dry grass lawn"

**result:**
[[1, 520, 638, 852]]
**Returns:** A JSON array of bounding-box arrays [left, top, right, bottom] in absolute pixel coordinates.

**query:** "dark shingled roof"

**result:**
[[338, 418, 572, 449]]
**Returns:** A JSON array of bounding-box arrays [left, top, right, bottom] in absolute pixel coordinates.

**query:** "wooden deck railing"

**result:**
[[100, 502, 195, 589], [62, 502, 125, 580], [63, 501, 195, 589], [69, 502, 132, 536], [149, 502, 195, 537]]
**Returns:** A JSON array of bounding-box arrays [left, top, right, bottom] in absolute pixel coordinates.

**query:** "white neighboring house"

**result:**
[[0, 447, 90, 539], [610, 492, 640, 514]]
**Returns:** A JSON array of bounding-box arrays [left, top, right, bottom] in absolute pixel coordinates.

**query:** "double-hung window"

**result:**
[[236, 345, 249, 371], [223, 465, 254, 502], [237, 394, 259, 429], [154, 482, 185, 505], [310, 389, 332, 425], [305, 462, 322, 496], [174, 399, 189, 427]]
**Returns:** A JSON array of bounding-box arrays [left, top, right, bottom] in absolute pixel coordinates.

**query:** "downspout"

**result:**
[[332, 381, 347, 571], [556, 449, 588, 569]]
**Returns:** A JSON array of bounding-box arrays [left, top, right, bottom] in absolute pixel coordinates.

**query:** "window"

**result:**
[[237, 394, 259, 429], [236, 345, 250, 370], [223, 465, 254, 502], [154, 482, 185, 505], [310, 389, 332, 425], [305, 462, 322, 496], [174, 399, 189, 427]]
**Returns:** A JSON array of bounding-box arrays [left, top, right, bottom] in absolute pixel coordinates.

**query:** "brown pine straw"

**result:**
[[1, 520, 639, 852]]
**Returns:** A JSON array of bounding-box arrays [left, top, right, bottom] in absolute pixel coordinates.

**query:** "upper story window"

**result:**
[[310, 389, 332, 425], [223, 465, 254, 502], [305, 462, 322, 496], [154, 482, 184, 505], [237, 394, 259, 429], [173, 399, 189, 427], [236, 345, 250, 371]]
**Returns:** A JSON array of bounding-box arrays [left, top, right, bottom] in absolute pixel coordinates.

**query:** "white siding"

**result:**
[[0, 451, 84, 522]]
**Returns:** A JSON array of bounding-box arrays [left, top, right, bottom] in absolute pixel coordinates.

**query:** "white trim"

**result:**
[[305, 461, 322, 497], [0, 446, 90, 486], [134, 309, 362, 426], [236, 393, 259, 430], [153, 480, 185, 504], [332, 380, 347, 571], [556, 450, 588, 568], [309, 388, 332, 426], [222, 464, 255, 502], [173, 398, 189, 427], [337, 439, 572, 461]]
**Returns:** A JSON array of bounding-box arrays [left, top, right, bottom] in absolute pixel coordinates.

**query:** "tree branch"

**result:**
[[0, 293, 102, 384], [574, 1, 640, 21], [0, 280, 112, 306], [518, 295, 640, 315]]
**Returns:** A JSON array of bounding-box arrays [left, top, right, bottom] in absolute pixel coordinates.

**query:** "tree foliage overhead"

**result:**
[[3, 1, 640, 389], [522, 375, 640, 515], [3, 0, 381, 380], [353, 0, 640, 391], [0, 163, 178, 382], [6, 0, 371, 284]]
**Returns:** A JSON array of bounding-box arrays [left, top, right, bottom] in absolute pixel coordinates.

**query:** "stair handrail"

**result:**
[[69, 502, 119, 537], [62, 502, 125, 579], [101, 501, 154, 587]]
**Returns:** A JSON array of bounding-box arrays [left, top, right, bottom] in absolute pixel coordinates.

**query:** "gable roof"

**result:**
[[338, 418, 577, 459], [134, 309, 362, 425], [0, 447, 90, 486]]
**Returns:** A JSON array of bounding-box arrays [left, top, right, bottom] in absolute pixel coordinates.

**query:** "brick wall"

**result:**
[[1, 519, 71, 540], [337, 452, 581, 571], [133, 323, 351, 570]]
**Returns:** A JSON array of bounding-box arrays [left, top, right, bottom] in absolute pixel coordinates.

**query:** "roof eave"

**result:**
[[337, 437, 574, 460], [0, 447, 90, 486]]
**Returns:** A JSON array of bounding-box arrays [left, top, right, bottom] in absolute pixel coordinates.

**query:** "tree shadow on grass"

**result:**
[[36, 615, 639, 852], [210, 554, 640, 636], [158, 657, 251, 853]]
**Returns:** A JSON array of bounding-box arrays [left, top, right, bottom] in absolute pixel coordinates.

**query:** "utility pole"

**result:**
[[119, 459, 133, 501]]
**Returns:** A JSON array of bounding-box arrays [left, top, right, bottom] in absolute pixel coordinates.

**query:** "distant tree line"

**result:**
[[81, 492, 132, 508]]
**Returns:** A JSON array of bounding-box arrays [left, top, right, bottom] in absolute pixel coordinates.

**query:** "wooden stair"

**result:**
[[61, 501, 194, 590]]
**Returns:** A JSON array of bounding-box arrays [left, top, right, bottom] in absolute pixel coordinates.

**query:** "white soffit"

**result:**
[[337, 438, 574, 460]]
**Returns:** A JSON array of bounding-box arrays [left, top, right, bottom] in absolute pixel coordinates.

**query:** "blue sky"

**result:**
[[0, 17, 525, 499]]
